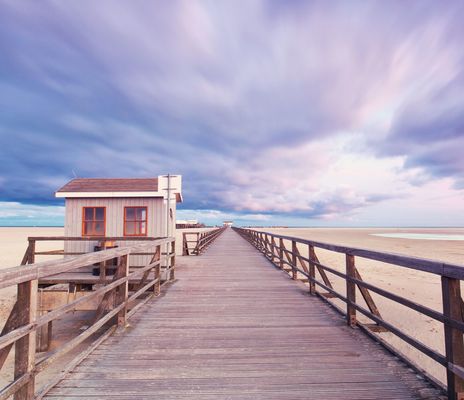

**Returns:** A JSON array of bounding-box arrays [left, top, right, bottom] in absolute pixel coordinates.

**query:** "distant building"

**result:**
[[176, 219, 204, 229], [176, 219, 198, 225], [55, 175, 182, 261], [223, 220, 234, 227]]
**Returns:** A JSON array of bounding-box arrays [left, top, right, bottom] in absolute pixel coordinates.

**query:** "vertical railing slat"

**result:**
[[117, 255, 129, 328], [291, 241, 297, 280], [442, 276, 464, 400], [13, 279, 38, 400], [346, 254, 356, 327], [308, 245, 316, 295]]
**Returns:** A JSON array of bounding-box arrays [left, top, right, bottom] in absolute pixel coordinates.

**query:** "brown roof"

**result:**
[[57, 178, 159, 193]]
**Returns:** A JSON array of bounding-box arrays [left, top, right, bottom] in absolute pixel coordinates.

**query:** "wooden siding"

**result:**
[[64, 197, 175, 266]]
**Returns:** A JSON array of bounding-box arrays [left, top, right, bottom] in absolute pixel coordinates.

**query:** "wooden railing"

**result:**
[[0, 237, 175, 400], [22, 236, 161, 260], [234, 227, 464, 400], [182, 227, 227, 255]]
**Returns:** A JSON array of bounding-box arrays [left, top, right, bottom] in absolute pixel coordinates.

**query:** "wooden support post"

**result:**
[[182, 233, 188, 256], [442, 276, 464, 400], [346, 254, 356, 327], [28, 239, 35, 264], [154, 267, 161, 296], [20, 239, 35, 266], [308, 245, 316, 295], [47, 321, 53, 350], [354, 268, 383, 320], [154, 246, 161, 296], [36, 308, 51, 353], [194, 233, 200, 255], [170, 241, 175, 280], [14, 279, 38, 400], [291, 241, 297, 280], [265, 234, 270, 258], [271, 237, 277, 264], [279, 238, 283, 270], [117, 255, 129, 328]]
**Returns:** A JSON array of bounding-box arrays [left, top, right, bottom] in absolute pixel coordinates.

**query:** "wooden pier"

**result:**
[[44, 228, 443, 399]]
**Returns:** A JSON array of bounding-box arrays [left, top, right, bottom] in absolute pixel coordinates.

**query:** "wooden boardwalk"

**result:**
[[46, 229, 441, 399]]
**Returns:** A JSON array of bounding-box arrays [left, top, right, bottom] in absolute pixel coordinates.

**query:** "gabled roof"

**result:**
[[56, 178, 158, 193], [56, 176, 183, 202]]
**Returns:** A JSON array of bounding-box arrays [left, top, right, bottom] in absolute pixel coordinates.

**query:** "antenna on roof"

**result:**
[[71, 169, 78, 178]]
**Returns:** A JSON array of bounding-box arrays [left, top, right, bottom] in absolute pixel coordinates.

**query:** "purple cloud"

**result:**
[[0, 0, 463, 224]]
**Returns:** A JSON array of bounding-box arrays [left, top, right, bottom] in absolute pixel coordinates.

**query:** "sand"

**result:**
[[256, 227, 464, 385], [0, 226, 462, 387]]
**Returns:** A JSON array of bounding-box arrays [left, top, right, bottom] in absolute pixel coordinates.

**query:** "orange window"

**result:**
[[82, 207, 106, 236], [124, 207, 147, 236]]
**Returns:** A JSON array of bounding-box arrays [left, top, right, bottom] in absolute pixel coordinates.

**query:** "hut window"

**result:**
[[124, 206, 147, 236], [82, 207, 106, 236]]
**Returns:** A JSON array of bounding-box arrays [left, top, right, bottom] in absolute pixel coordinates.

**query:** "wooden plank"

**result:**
[[45, 229, 443, 399], [442, 276, 464, 400], [346, 255, 356, 327], [308, 245, 316, 295], [14, 279, 38, 400], [291, 241, 297, 280], [117, 255, 129, 327]]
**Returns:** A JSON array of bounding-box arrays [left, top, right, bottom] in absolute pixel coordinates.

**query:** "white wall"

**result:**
[[64, 197, 176, 267]]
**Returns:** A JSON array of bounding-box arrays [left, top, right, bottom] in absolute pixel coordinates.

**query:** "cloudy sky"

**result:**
[[0, 0, 463, 226]]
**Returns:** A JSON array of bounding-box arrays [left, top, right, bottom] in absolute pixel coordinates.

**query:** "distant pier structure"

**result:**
[[176, 219, 205, 229], [223, 220, 234, 227]]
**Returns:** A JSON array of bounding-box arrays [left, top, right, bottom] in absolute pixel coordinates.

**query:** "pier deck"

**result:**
[[45, 229, 440, 399]]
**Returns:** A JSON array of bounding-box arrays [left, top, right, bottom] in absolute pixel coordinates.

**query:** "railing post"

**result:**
[[154, 245, 161, 296], [346, 254, 356, 327], [170, 241, 175, 280], [29, 240, 35, 264], [21, 239, 36, 265], [291, 240, 297, 280], [14, 279, 38, 400], [182, 233, 188, 256], [117, 255, 129, 328], [279, 238, 283, 270], [271, 237, 276, 264], [308, 245, 316, 295], [442, 276, 464, 400], [195, 232, 200, 255]]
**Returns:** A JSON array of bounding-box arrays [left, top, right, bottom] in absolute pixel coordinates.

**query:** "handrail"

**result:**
[[233, 227, 463, 399], [0, 237, 176, 400], [20, 236, 163, 259], [182, 227, 227, 255]]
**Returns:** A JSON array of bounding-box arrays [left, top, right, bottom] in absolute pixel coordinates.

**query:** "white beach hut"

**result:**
[[55, 175, 182, 260]]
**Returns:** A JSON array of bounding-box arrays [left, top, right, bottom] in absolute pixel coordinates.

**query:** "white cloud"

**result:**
[[0, 202, 64, 222]]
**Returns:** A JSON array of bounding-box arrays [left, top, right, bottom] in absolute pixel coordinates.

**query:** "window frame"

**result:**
[[123, 206, 148, 237], [82, 206, 106, 237]]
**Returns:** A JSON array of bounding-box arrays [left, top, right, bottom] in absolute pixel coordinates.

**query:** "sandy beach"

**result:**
[[255, 227, 464, 385], [0, 226, 463, 386]]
